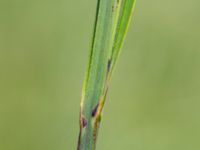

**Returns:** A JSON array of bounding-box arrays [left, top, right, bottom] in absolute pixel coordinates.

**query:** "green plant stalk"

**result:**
[[77, 0, 136, 150]]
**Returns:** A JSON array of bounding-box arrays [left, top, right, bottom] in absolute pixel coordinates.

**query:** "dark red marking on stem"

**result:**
[[107, 59, 112, 73], [81, 116, 87, 128], [77, 109, 87, 150], [91, 103, 99, 117]]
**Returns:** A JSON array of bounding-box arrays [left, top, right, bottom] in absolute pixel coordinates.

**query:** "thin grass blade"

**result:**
[[77, 0, 136, 149]]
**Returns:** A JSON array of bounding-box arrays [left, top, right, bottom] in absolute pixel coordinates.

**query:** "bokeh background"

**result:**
[[0, 0, 200, 150]]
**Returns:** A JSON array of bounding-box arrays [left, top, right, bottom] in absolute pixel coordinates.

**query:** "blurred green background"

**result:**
[[0, 0, 200, 150]]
